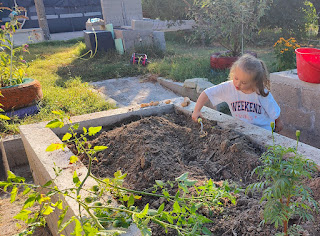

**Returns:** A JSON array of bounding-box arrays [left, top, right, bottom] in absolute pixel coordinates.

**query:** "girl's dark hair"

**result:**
[[230, 54, 270, 97]]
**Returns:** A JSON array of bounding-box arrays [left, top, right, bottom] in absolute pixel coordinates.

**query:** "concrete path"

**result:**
[[91, 77, 179, 107]]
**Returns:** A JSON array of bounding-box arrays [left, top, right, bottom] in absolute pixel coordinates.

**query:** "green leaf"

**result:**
[[71, 218, 82, 236], [158, 203, 165, 214], [141, 228, 152, 236], [59, 216, 74, 233], [83, 222, 99, 236], [136, 203, 149, 218], [176, 172, 188, 182], [88, 126, 102, 136], [46, 143, 64, 152], [43, 205, 54, 215], [128, 194, 135, 207], [46, 119, 64, 129], [23, 195, 36, 209], [10, 186, 18, 203], [58, 206, 69, 228], [0, 114, 10, 120], [83, 127, 87, 134], [14, 209, 32, 221], [155, 180, 165, 187], [22, 187, 31, 196], [173, 201, 181, 213], [62, 133, 72, 141], [202, 226, 212, 235], [52, 110, 64, 116], [43, 180, 53, 187], [69, 156, 79, 164], [93, 146, 108, 151], [73, 171, 80, 187]]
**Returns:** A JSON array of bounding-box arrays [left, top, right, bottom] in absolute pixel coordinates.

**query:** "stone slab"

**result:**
[[196, 80, 214, 93], [184, 78, 208, 89]]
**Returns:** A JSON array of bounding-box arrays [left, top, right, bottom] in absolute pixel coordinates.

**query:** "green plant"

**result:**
[[0, 111, 239, 235], [273, 37, 301, 71], [191, 0, 269, 56], [246, 124, 319, 236], [0, 5, 29, 87]]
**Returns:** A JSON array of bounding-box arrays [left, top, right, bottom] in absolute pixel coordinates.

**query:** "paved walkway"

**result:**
[[91, 77, 180, 107]]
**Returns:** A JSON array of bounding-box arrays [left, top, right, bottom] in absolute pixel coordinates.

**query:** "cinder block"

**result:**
[[301, 88, 320, 112], [270, 82, 300, 108], [281, 105, 313, 130], [152, 31, 166, 51], [132, 20, 153, 30], [114, 29, 164, 52], [101, 0, 143, 27]]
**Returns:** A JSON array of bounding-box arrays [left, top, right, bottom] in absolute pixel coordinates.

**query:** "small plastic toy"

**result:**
[[130, 53, 148, 66]]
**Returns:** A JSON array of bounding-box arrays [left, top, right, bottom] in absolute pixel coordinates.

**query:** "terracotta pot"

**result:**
[[0, 78, 43, 111]]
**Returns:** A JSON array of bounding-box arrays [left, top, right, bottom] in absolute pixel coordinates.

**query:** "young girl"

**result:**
[[192, 54, 283, 132]]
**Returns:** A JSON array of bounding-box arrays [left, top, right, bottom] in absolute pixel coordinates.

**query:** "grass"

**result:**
[[1, 39, 115, 134], [0, 33, 277, 135]]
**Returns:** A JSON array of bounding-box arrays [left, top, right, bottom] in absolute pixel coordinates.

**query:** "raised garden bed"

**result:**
[[19, 98, 320, 236], [76, 111, 320, 236]]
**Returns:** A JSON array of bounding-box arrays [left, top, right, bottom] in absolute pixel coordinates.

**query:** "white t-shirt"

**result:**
[[204, 81, 280, 131]]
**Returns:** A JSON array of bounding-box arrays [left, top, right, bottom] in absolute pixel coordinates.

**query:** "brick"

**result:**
[[301, 88, 320, 112], [270, 82, 300, 108]]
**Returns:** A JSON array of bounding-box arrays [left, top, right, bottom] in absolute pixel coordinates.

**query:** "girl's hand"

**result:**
[[192, 110, 202, 122]]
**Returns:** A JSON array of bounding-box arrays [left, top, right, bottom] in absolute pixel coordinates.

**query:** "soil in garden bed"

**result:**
[[77, 111, 320, 236]]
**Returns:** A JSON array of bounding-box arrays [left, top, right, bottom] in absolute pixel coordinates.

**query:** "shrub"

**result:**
[[273, 37, 300, 71]]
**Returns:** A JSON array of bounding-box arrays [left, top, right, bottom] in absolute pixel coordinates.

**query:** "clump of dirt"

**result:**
[[78, 111, 320, 235]]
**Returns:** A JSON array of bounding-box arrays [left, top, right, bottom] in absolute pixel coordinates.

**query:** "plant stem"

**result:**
[[10, 35, 14, 84]]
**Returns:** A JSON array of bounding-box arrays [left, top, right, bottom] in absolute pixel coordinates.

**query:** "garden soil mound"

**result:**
[[79, 112, 320, 236]]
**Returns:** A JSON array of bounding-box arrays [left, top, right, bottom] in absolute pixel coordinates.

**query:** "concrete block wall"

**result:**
[[270, 70, 320, 148], [114, 29, 165, 52], [101, 0, 143, 27]]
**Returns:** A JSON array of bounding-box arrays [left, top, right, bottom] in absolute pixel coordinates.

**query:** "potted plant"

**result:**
[[0, 5, 43, 113], [191, 0, 268, 70]]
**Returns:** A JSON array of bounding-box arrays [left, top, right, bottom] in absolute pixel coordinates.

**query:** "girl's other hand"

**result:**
[[275, 117, 283, 132]]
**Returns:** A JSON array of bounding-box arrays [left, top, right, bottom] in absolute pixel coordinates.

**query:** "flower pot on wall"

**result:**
[[210, 51, 258, 70], [210, 52, 238, 70], [0, 78, 43, 112]]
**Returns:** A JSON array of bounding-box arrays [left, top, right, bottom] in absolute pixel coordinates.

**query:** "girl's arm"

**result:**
[[192, 91, 209, 122], [275, 116, 283, 132]]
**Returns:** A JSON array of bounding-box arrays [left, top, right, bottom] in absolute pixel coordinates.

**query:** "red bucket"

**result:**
[[295, 48, 320, 83]]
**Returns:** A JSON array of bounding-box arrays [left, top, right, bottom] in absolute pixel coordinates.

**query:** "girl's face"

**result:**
[[232, 66, 256, 94]]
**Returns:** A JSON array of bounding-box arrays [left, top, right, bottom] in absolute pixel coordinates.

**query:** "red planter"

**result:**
[[210, 54, 238, 70], [0, 78, 43, 111], [210, 51, 258, 70]]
